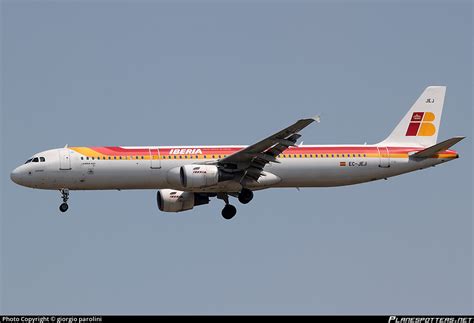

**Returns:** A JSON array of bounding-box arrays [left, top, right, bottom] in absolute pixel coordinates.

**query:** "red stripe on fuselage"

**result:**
[[83, 146, 458, 157]]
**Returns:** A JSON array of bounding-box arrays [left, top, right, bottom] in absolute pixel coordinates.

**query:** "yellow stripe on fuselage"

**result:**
[[68, 147, 457, 160]]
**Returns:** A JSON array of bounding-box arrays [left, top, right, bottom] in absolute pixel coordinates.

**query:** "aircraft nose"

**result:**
[[10, 167, 23, 185]]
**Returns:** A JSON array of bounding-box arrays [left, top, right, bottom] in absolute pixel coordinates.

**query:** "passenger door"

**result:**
[[377, 146, 390, 168], [59, 149, 72, 170]]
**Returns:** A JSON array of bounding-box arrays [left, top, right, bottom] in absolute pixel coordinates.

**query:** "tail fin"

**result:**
[[379, 86, 446, 147]]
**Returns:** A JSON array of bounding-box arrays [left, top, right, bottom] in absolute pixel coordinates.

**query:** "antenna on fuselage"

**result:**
[[64, 144, 68, 148]]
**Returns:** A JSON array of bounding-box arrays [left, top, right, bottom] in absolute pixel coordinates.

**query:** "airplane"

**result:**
[[10, 86, 464, 219]]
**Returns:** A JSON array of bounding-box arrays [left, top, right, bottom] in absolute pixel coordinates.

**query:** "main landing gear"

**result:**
[[59, 189, 69, 213], [218, 189, 254, 220], [222, 204, 237, 220], [218, 193, 236, 220], [238, 188, 254, 204]]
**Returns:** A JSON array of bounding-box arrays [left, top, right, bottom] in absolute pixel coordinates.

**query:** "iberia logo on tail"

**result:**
[[405, 112, 436, 136]]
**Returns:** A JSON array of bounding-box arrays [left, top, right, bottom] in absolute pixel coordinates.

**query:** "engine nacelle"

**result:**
[[157, 189, 210, 213], [180, 164, 219, 188], [167, 165, 235, 189], [170, 165, 232, 189]]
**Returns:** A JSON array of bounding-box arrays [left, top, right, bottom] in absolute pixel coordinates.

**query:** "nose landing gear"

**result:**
[[59, 189, 69, 213]]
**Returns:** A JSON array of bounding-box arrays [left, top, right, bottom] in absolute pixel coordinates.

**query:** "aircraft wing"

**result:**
[[218, 116, 320, 181]]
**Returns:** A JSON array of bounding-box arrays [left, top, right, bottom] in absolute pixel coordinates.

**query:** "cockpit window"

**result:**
[[32, 157, 39, 162], [24, 158, 33, 164], [40, 157, 45, 162]]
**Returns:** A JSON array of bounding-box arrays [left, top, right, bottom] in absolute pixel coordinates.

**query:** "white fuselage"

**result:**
[[10, 145, 458, 192]]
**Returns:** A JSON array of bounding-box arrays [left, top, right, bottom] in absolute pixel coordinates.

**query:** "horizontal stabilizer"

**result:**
[[410, 136, 465, 158]]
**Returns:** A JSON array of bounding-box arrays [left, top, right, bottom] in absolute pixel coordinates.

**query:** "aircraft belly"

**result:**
[[48, 156, 443, 191], [266, 158, 406, 187], [66, 161, 168, 190]]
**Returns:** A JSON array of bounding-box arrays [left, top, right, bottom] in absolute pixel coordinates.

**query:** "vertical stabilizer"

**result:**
[[379, 86, 446, 147]]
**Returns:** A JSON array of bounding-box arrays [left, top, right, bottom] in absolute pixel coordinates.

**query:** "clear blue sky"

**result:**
[[1, 0, 472, 314]]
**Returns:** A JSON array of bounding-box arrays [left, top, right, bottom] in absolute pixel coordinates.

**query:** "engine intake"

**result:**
[[157, 189, 210, 213]]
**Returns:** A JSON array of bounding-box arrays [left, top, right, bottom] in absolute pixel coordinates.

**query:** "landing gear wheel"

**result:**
[[221, 204, 237, 220], [59, 189, 70, 213], [238, 189, 254, 204], [59, 203, 69, 213]]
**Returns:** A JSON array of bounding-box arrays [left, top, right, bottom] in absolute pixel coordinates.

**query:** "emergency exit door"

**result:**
[[149, 148, 161, 169]]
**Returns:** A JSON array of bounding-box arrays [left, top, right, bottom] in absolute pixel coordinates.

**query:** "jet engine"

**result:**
[[180, 165, 219, 188], [157, 189, 210, 212], [167, 165, 234, 189]]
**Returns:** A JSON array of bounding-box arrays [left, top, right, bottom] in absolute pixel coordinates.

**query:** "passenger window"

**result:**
[[86, 157, 89, 160], [81, 157, 84, 160], [40, 157, 45, 162]]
